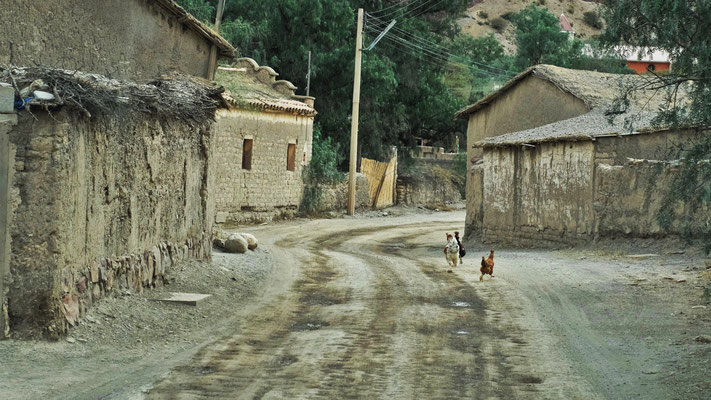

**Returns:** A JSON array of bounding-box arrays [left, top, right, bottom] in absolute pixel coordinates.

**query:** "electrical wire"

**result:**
[[364, 25, 513, 80], [367, 0, 427, 16], [364, 26, 511, 80], [365, 13, 515, 77]]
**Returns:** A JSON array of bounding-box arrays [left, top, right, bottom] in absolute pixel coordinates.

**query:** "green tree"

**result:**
[[601, 0, 711, 250], [175, 0, 214, 22], [510, 5, 576, 69]]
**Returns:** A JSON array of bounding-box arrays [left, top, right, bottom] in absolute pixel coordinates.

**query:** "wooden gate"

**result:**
[[360, 153, 397, 209]]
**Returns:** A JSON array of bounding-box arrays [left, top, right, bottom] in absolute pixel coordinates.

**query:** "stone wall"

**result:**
[[312, 173, 371, 213], [2, 0, 218, 81], [5, 110, 215, 338], [214, 109, 313, 223]]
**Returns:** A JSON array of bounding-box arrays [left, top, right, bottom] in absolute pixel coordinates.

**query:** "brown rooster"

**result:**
[[480, 250, 494, 281]]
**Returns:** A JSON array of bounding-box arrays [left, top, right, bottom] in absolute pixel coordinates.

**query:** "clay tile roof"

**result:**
[[153, 0, 235, 58], [455, 64, 658, 119], [216, 59, 316, 116]]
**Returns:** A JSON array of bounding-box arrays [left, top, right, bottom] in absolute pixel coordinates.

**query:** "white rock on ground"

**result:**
[[224, 234, 248, 253], [241, 233, 258, 250]]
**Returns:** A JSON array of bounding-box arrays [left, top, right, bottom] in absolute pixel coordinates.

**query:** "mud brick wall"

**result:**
[[214, 109, 313, 222], [594, 129, 699, 165], [595, 160, 710, 238], [5, 111, 215, 338], [472, 142, 596, 247], [1, 0, 215, 81]]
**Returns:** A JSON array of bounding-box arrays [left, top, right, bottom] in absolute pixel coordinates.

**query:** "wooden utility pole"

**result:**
[[347, 8, 364, 215], [306, 50, 312, 97], [207, 0, 227, 80]]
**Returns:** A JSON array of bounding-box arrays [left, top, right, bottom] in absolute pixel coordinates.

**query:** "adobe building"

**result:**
[[213, 59, 316, 223], [456, 65, 706, 246], [0, 1, 235, 338], [1, 0, 234, 81]]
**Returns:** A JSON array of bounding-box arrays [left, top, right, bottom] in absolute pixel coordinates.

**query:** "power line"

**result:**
[[372, 0, 436, 19], [364, 25, 513, 79], [402, 0, 446, 18], [364, 26, 511, 80], [367, 14, 515, 76], [365, 13, 515, 77], [368, 0, 426, 16]]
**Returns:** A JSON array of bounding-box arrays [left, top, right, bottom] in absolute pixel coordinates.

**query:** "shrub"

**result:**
[[300, 124, 343, 213], [491, 17, 507, 32], [479, 11, 489, 19], [501, 11, 514, 21], [538, 0, 546, 5], [583, 11, 603, 29]]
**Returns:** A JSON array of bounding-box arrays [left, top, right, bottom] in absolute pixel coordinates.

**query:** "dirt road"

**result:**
[[1, 210, 710, 399], [145, 211, 710, 399]]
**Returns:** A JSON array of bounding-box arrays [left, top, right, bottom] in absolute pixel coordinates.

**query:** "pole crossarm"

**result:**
[[365, 19, 397, 51]]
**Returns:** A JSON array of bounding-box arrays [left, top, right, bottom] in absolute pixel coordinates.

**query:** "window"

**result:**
[[287, 143, 296, 171], [242, 139, 253, 170]]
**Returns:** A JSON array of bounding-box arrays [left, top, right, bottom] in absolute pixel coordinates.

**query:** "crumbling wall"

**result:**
[[397, 157, 463, 208], [1, 0, 214, 81], [7, 110, 215, 338], [312, 173, 371, 213], [595, 160, 710, 238], [214, 109, 313, 223], [465, 162, 484, 239], [0, 114, 17, 338], [594, 129, 700, 165], [480, 142, 595, 246]]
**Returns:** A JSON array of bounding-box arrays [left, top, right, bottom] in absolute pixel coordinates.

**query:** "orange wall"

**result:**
[[627, 61, 671, 74]]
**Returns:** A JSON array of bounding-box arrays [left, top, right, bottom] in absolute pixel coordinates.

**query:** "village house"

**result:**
[[213, 58, 316, 223], [1, 0, 234, 81], [1, 0, 235, 338], [456, 65, 706, 246]]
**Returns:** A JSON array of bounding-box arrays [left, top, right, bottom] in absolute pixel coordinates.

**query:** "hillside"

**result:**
[[458, 0, 604, 53]]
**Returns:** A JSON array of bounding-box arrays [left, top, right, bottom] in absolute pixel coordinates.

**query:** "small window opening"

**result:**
[[287, 143, 296, 171], [242, 139, 253, 170]]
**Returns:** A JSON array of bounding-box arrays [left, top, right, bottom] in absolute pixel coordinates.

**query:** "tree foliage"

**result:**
[[601, 0, 711, 249], [510, 5, 577, 69], [177, 0, 472, 164]]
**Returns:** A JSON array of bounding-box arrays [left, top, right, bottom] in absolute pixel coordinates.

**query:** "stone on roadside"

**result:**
[[241, 233, 258, 250], [705, 259, 711, 269], [224, 234, 248, 253], [694, 335, 711, 344]]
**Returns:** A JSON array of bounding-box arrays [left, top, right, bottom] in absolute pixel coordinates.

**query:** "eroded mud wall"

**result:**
[[7, 111, 215, 338], [214, 109, 313, 222], [1, 0, 213, 81], [480, 142, 596, 246], [595, 160, 710, 238], [0, 114, 17, 339]]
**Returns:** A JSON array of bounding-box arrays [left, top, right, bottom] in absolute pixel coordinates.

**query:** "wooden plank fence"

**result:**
[[360, 153, 397, 209]]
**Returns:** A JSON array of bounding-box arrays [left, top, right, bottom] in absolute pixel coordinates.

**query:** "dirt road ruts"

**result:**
[[148, 214, 602, 399]]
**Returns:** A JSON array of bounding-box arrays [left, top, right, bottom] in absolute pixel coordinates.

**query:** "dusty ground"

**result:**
[[1, 209, 710, 399]]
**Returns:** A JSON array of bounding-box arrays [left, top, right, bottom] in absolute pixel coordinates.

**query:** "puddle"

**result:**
[[455, 330, 469, 335], [451, 301, 472, 308]]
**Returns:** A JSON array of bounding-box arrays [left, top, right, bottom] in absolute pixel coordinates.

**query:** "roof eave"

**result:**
[[153, 0, 236, 59]]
